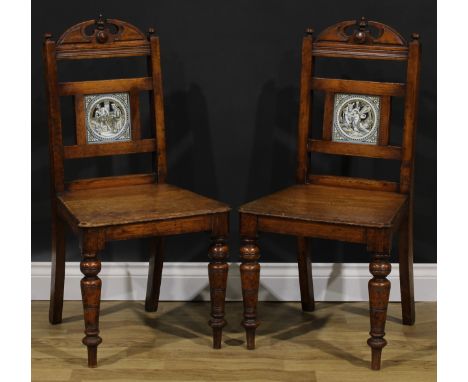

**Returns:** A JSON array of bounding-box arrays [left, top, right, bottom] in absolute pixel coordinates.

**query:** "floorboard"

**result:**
[[32, 301, 436, 381]]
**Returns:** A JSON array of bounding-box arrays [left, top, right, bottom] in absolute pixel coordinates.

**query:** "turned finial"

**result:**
[[148, 27, 155, 37], [96, 14, 106, 29], [95, 14, 108, 43], [358, 16, 368, 30], [305, 27, 314, 35], [44, 32, 52, 41], [354, 16, 369, 43], [411, 32, 420, 41]]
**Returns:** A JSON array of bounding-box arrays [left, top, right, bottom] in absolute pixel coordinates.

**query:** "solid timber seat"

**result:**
[[239, 184, 408, 229], [58, 183, 230, 228]]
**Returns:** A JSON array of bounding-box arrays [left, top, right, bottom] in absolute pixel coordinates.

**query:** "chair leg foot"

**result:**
[[86, 345, 99, 368], [240, 237, 260, 350], [211, 327, 223, 349], [208, 237, 229, 349], [369, 345, 384, 371], [245, 326, 256, 350], [368, 251, 391, 370]]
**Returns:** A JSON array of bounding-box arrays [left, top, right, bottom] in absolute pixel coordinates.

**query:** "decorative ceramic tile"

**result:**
[[85, 93, 131, 144], [332, 93, 380, 145]]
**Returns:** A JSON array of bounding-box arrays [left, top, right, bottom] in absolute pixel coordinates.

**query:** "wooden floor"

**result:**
[[32, 301, 436, 381]]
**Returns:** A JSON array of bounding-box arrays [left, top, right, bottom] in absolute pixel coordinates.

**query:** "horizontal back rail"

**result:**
[[308, 174, 399, 192], [308, 139, 402, 160], [312, 42, 408, 61], [65, 173, 156, 191], [63, 138, 156, 159], [58, 77, 153, 96], [311, 77, 406, 97], [55, 41, 151, 60]]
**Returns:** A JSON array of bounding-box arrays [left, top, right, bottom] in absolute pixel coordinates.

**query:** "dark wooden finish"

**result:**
[[312, 18, 408, 61], [240, 185, 408, 228], [399, 208, 415, 325], [308, 174, 399, 192], [63, 139, 156, 159], [43, 16, 231, 367], [238, 18, 421, 370], [308, 139, 402, 160], [58, 77, 153, 96], [66, 173, 156, 191], [296, 29, 314, 183], [297, 237, 315, 312], [311, 77, 406, 97], [74, 95, 86, 145], [378, 96, 391, 146], [49, 213, 66, 324], [321, 92, 334, 140], [145, 237, 165, 312], [208, 213, 229, 348]]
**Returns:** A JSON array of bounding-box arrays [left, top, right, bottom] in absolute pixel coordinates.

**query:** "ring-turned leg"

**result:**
[[80, 250, 102, 368], [145, 237, 165, 312], [368, 251, 391, 370], [399, 214, 415, 325], [208, 236, 229, 348], [240, 237, 260, 349], [297, 236, 315, 312], [49, 211, 66, 324]]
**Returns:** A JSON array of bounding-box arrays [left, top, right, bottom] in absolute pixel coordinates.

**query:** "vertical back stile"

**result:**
[[296, 30, 314, 184], [148, 31, 167, 184], [399, 35, 421, 194], [43, 36, 65, 193], [74, 95, 86, 145]]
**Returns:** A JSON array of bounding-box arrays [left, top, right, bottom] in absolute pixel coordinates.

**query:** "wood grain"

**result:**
[[238, 19, 421, 371], [308, 139, 402, 160], [58, 77, 153, 96], [32, 301, 436, 381], [58, 183, 230, 228], [63, 139, 156, 159], [311, 77, 406, 97], [240, 184, 407, 228], [44, 18, 232, 367]]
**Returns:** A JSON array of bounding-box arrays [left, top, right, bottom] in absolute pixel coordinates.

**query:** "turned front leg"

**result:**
[[80, 252, 102, 368], [240, 237, 260, 350], [208, 237, 229, 349], [368, 252, 391, 370]]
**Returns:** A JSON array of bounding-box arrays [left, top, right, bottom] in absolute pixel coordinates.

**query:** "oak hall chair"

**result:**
[[238, 18, 421, 370], [43, 16, 230, 368]]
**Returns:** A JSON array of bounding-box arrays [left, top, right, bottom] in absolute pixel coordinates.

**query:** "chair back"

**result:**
[[43, 15, 167, 193], [296, 17, 421, 194]]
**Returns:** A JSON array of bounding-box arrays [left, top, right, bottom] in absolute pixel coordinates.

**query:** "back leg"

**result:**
[[49, 212, 66, 324], [399, 214, 415, 325], [297, 236, 315, 312], [145, 237, 165, 312]]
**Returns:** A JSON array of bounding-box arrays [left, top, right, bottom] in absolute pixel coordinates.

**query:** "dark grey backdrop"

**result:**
[[32, 0, 436, 263]]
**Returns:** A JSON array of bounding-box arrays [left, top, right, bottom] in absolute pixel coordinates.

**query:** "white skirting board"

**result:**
[[31, 262, 436, 302]]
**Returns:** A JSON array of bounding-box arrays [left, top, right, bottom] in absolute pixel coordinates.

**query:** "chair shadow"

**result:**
[[339, 303, 402, 324], [60, 300, 130, 324]]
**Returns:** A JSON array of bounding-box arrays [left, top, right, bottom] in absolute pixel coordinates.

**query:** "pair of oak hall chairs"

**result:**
[[43, 15, 421, 370]]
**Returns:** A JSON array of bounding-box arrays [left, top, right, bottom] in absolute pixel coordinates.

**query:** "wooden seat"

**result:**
[[43, 16, 230, 368], [238, 18, 421, 370], [58, 183, 229, 228], [240, 185, 407, 228]]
